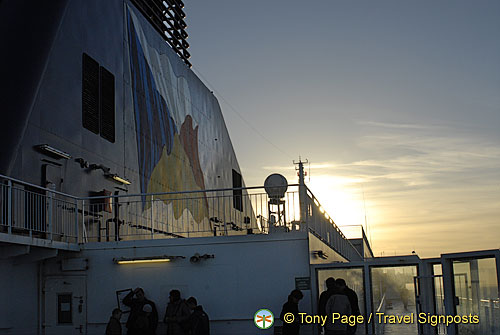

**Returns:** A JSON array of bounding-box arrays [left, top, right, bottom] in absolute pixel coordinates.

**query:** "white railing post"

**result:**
[[321, 212, 326, 239], [74, 199, 79, 243], [151, 195, 154, 239], [7, 180, 12, 234], [223, 193, 227, 236], [82, 199, 87, 243], [47, 191, 53, 240]]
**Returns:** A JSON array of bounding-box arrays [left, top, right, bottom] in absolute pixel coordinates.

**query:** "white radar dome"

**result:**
[[264, 174, 288, 199]]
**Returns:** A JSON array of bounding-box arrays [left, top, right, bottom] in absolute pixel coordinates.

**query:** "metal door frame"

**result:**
[[440, 249, 500, 335], [43, 275, 87, 335], [312, 255, 424, 335], [415, 257, 442, 335], [312, 249, 500, 335]]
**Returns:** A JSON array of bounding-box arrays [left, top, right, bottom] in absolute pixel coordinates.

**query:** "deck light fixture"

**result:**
[[313, 250, 328, 259], [37, 144, 72, 160], [106, 173, 131, 185], [113, 255, 184, 265], [190, 253, 215, 263]]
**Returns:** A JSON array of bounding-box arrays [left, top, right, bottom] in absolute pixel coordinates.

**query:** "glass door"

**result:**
[[452, 257, 499, 335], [313, 256, 425, 335], [371, 265, 419, 335], [317, 267, 366, 334]]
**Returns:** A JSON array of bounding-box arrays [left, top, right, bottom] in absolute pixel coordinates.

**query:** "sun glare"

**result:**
[[306, 174, 368, 236]]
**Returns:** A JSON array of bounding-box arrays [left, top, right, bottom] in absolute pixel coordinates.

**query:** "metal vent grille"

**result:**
[[99, 67, 115, 143], [82, 53, 100, 134], [131, 0, 191, 67]]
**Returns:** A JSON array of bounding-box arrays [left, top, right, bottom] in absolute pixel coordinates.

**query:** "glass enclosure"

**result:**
[[433, 264, 447, 334], [453, 258, 499, 335], [313, 252, 499, 335], [371, 266, 418, 335], [317, 267, 366, 334]]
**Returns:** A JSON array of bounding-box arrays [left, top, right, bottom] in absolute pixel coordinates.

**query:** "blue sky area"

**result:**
[[185, 1, 500, 257]]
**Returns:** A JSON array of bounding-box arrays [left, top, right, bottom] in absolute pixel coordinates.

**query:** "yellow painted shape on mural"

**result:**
[[146, 134, 208, 223]]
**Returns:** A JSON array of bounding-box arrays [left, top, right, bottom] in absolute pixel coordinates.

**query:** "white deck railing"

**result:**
[[0, 174, 361, 260], [304, 187, 362, 261], [0, 175, 79, 243], [79, 186, 301, 241]]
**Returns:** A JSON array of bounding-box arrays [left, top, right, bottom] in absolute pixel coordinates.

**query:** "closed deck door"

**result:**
[[44, 276, 86, 334]]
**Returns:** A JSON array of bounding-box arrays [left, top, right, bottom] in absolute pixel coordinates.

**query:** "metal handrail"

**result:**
[[79, 184, 301, 200], [306, 186, 349, 240], [1, 173, 362, 261], [376, 293, 387, 313], [0, 173, 79, 199], [304, 185, 363, 261], [1, 174, 79, 243]]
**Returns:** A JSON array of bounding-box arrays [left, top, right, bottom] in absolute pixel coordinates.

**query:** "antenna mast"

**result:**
[[294, 157, 308, 228], [293, 157, 308, 185]]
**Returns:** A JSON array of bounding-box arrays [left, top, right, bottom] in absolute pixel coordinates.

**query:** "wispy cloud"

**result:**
[[296, 124, 500, 257], [261, 165, 295, 171], [358, 120, 447, 130], [262, 162, 336, 171]]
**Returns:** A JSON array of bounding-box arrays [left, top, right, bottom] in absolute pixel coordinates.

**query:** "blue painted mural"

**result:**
[[127, 9, 208, 221]]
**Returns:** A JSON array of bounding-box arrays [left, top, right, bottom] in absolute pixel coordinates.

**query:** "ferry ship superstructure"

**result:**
[[1, 0, 255, 239], [0, 1, 498, 335]]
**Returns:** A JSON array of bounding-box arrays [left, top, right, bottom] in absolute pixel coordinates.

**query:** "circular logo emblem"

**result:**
[[254, 309, 274, 329]]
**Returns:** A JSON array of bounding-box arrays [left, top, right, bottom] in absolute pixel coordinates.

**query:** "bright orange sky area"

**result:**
[[254, 148, 500, 258]]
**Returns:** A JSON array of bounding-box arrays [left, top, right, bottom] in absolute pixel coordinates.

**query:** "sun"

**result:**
[[306, 174, 368, 236]]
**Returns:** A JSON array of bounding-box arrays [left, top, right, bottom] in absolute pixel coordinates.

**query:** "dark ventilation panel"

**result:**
[[82, 53, 116, 143], [82, 53, 100, 134], [232, 169, 243, 212], [99, 67, 115, 143]]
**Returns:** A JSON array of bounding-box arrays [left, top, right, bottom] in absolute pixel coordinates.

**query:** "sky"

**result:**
[[184, 1, 500, 258]]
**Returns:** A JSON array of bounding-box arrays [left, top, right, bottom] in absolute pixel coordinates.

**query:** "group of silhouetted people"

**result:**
[[106, 287, 209, 335], [318, 277, 360, 335], [280, 277, 360, 335], [106, 278, 358, 335]]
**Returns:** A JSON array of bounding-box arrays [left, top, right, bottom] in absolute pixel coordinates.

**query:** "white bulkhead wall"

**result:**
[[0, 259, 40, 334], [42, 232, 315, 335]]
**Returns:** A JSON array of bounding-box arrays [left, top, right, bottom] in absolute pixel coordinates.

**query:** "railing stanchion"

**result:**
[[151, 195, 154, 239], [82, 199, 87, 243], [223, 193, 227, 236], [74, 199, 79, 243], [47, 191, 53, 240], [7, 180, 12, 234]]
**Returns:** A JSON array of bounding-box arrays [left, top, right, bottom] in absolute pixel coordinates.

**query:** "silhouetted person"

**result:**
[[106, 308, 122, 335], [325, 279, 351, 335], [134, 304, 157, 335], [164, 289, 191, 335], [318, 277, 337, 335], [318, 277, 337, 316], [186, 297, 210, 335], [123, 288, 158, 335], [336, 278, 360, 335], [280, 289, 304, 335]]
